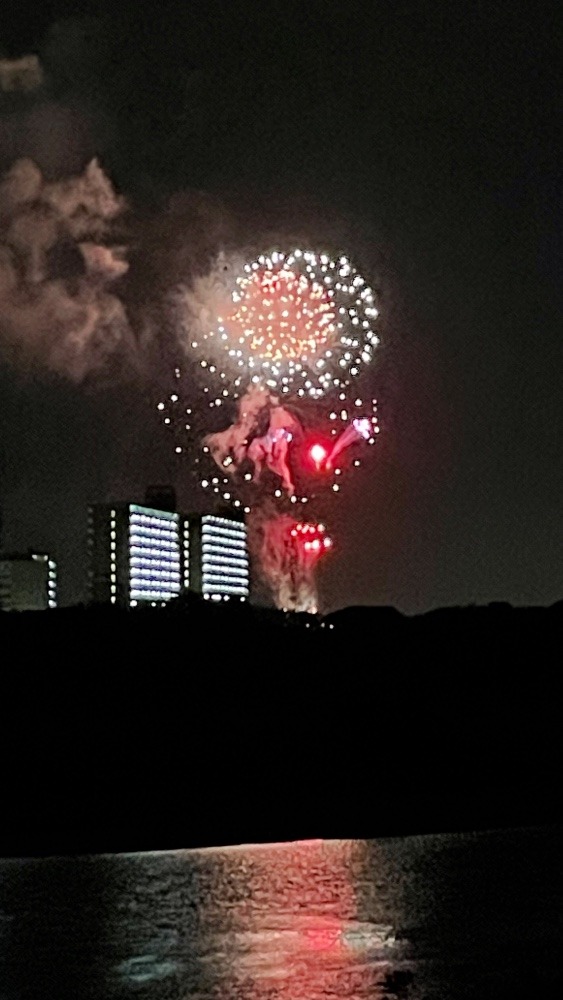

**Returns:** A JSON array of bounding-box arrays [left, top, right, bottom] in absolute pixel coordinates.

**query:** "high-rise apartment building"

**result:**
[[187, 513, 249, 602], [88, 497, 250, 607], [87, 503, 182, 606]]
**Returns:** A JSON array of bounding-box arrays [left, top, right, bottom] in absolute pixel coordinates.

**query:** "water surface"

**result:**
[[0, 827, 560, 998]]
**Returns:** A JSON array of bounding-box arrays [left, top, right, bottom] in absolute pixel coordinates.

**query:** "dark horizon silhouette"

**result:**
[[1, 599, 560, 857]]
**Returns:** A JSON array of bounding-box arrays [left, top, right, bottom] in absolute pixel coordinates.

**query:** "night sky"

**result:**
[[0, 0, 561, 612]]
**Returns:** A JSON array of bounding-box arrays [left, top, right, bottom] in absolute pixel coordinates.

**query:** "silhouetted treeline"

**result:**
[[0, 599, 560, 856]]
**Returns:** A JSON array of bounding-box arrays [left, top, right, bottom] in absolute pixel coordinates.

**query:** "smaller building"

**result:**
[[186, 513, 249, 602], [0, 552, 57, 611]]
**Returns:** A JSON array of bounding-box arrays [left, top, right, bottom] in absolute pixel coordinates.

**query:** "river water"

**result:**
[[0, 827, 560, 999]]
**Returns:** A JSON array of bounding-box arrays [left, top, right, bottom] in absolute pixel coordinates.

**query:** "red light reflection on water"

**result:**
[[210, 840, 397, 999], [303, 917, 343, 952]]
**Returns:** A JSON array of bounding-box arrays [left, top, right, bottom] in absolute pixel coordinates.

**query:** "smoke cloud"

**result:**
[[203, 384, 302, 493], [0, 56, 43, 94], [247, 504, 320, 613], [0, 44, 362, 612], [0, 157, 134, 379]]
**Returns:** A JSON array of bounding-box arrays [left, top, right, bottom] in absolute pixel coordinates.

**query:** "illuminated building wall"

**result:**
[[87, 503, 182, 607], [186, 513, 249, 603], [87, 504, 250, 606], [0, 552, 57, 611]]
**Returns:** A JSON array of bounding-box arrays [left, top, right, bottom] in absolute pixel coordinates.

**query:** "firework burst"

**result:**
[[158, 248, 381, 611]]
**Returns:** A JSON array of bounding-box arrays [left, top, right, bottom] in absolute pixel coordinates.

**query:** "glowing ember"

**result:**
[[309, 442, 328, 470], [291, 521, 332, 560], [229, 265, 334, 362]]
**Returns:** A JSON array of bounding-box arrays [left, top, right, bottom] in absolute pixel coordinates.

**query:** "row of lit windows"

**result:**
[[129, 545, 180, 563], [203, 550, 248, 566], [201, 553, 248, 570], [130, 562, 181, 573], [202, 515, 247, 531], [128, 553, 180, 568], [202, 540, 247, 554], [129, 581, 181, 592], [129, 519, 179, 537], [130, 556, 181, 569], [129, 587, 180, 600], [130, 580, 181, 593], [202, 573, 249, 586], [202, 583, 249, 596], [202, 537, 247, 553], [128, 541, 178, 557], [201, 533, 246, 548], [129, 531, 178, 548], [202, 535, 246, 550], [202, 516, 246, 530], [130, 512, 178, 526], [203, 563, 248, 579], [202, 526, 247, 543], [129, 505, 178, 522], [202, 565, 247, 578], [130, 568, 181, 581]]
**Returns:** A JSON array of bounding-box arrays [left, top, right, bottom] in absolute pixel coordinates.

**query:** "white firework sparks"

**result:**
[[183, 249, 379, 398]]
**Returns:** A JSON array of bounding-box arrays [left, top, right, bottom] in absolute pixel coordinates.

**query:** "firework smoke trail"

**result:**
[[0, 158, 132, 379], [247, 503, 332, 614], [204, 385, 304, 496], [161, 249, 381, 612]]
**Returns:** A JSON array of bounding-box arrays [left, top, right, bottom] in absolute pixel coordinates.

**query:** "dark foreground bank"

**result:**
[[0, 600, 560, 856]]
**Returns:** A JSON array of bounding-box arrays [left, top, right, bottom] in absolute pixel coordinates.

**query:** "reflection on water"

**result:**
[[103, 839, 405, 999], [0, 829, 561, 999], [191, 916, 399, 998]]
